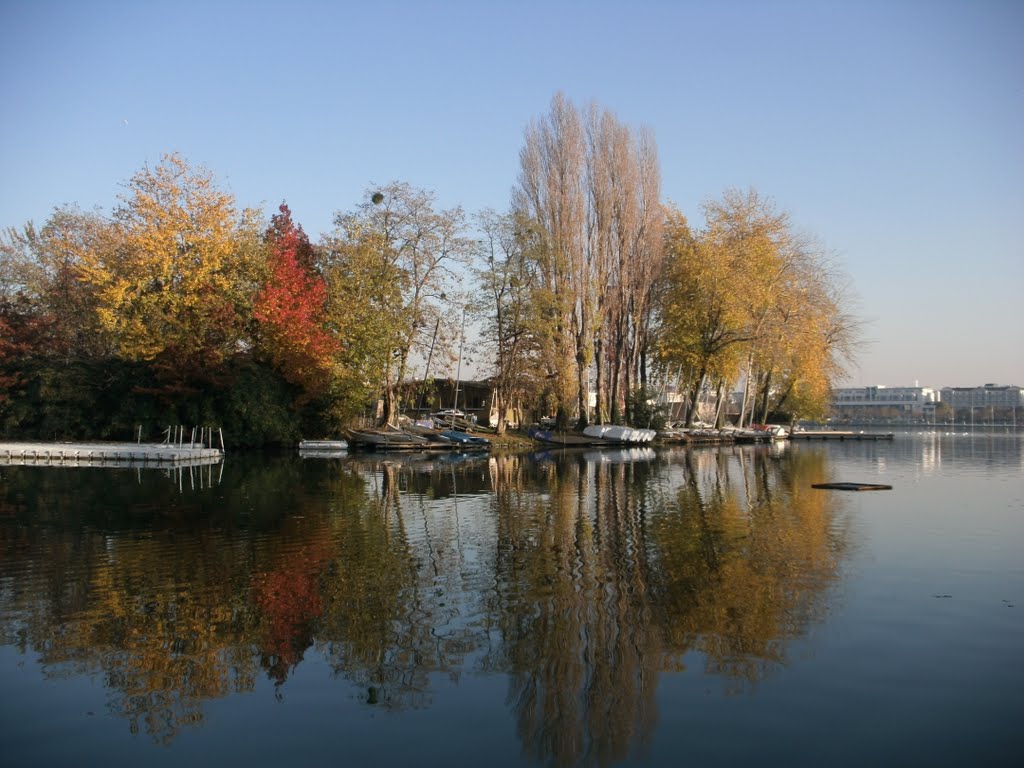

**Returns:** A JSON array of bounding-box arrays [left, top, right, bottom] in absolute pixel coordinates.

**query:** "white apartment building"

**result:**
[[940, 384, 1024, 411], [831, 385, 939, 419]]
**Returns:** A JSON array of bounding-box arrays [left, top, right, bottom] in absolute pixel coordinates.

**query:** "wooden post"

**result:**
[[218, 428, 225, 451]]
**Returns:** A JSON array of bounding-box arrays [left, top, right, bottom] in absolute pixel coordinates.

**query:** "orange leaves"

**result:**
[[253, 205, 338, 398]]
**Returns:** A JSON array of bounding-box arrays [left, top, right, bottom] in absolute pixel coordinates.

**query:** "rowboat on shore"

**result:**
[[345, 428, 431, 450], [528, 428, 610, 447]]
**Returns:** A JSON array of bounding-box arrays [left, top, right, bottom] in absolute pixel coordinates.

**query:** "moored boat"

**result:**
[[402, 420, 454, 443], [582, 424, 657, 444], [438, 429, 491, 449], [345, 428, 431, 450], [528, 428, 610, 446], [724, 427, 775, 443], [298, 439, 348, 456]]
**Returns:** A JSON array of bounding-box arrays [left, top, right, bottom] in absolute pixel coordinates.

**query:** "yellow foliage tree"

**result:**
[[79, 153, 260, 369], [659, 191, 859, 425], [658, 206, 750, 425]]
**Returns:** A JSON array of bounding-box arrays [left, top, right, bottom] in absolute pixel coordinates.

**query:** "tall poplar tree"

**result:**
[[513, 93, 663, 428]]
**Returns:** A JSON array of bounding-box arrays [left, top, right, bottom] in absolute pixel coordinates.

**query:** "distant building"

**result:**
[[830, 383, 1023, 423], [830, 385, 939, 420], [940, 384, 1023, 418]]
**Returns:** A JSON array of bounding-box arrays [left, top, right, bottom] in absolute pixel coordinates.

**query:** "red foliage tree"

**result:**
[[0, 297, 59, 403], [253, 204, 337, 398]]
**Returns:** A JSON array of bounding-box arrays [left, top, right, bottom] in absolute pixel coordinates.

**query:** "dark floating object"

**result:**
[[812, 482, 893, 491]]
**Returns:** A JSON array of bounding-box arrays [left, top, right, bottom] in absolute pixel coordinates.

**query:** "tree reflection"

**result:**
[[485, 451, 663, 765], [651, 447, 846, 689], [315, 454, 491, 708], [485, 445, 848, 765], [0, 445, 850, 759], [0, 459, 368, 740]]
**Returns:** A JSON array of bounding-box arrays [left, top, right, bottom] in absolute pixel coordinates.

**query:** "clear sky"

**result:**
[[2, 0, 1021, 388]]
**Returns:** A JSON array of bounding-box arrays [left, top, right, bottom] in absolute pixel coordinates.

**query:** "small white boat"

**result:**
[[299, 439, 348, 452], [582, 425, 657, 444]]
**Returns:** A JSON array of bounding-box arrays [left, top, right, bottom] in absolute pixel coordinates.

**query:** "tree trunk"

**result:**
[[686, 366, 707, 427], [378, 384, 398, 427], [713, 380, 727, 428], [492, 389, 507, 435], [575, 351, 589, 430], [758, 370, 773, 424]]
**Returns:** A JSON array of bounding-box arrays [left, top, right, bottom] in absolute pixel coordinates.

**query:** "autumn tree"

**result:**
[[0, 208, 118, 434], [702, 189, 860, 425], [658, 190, 859, 425], [78, 153, 263, 382], [253, 204, 337, 400], [513, 93, 663, 428], [657, 206, 749, 425], [324, 182, 471, 426], [318, 226, 405, 425], [473, 210, 542, 433], [585, 106, 664, 422], [513, 94, 589, 427], [747, 259, 861, 423], [1, 206, 113, 360]]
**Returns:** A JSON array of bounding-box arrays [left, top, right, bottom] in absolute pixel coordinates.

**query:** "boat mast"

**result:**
[[453, 307, 466, 416]]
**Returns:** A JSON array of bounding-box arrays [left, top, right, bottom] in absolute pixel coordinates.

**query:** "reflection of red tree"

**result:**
[[252, 537, 329, 685]]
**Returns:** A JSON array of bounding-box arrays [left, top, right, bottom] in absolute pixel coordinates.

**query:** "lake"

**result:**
[[1, 431, 1021, 767]]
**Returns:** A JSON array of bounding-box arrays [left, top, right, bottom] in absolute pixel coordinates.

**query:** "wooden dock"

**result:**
[[789, 431, 894, 441], [0, 441, 224, 467]]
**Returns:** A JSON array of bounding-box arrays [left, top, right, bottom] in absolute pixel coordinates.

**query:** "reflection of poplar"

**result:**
[[488, 446, 848, 764], [492, 455, 662, 766]]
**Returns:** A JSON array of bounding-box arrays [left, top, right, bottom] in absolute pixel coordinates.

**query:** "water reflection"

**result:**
[[485, 445, 849, 765], [0, 444, 851, 759]]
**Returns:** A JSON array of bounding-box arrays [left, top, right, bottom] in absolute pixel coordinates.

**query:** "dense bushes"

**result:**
[[0, 355, 326, 448]]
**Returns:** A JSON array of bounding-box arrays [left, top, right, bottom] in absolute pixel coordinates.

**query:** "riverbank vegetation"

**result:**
[[0, 94, 858, 445]]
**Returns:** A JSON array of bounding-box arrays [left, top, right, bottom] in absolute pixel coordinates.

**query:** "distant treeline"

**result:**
[[0, 94, 859, 445]]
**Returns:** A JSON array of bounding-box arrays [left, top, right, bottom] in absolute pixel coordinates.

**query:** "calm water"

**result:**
[[1, 432, 1021, 767]]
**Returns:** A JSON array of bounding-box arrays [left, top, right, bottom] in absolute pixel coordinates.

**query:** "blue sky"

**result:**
[[2, 0, 1021, 387]]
